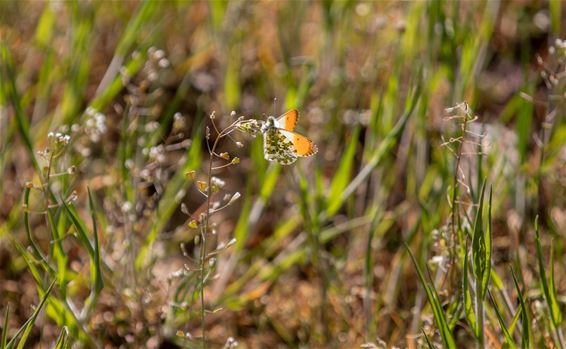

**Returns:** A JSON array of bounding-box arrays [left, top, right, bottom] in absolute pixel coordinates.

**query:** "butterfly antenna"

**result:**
[[273, 97, 277, 116]]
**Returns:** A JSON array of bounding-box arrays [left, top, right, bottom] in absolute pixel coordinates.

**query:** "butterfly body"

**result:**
[[260, 116, 278, 133]]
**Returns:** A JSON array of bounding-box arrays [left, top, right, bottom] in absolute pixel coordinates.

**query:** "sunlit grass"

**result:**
[[0, 1, 565, 348]]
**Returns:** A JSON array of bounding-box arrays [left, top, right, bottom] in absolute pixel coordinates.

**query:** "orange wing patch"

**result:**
[[277, 129, 317, 157], [277, 109, 299, 131], [292, 133, 317, 156]]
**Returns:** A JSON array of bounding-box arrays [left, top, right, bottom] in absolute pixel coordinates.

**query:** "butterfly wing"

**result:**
[[263, 128, 298, 165], [275, 109, 299, 131], [277, 129, 318, 157]]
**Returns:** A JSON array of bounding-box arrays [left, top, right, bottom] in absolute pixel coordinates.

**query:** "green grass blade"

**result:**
[[422, 328, 438, 349], [484, 187, 492, 296], [471, 181, 490, 345], [463, 242, 478, 336], [534, 216, 563, 328], [509, 307, 522, 338], [471, 181, 487, 297], [232, 163, 281, 253], [90, 51, 147, 111], [224, 49, 241, 109], [488, 289, 517, 349], [511, 268, 531, 349], [259, 164, 281, 200], [406, 244, 456, 349], [95, 0, 160, 96], [325, 125, 360, 216], [23, 187, 47, 262], [13, 280, 56, 349], [118, 1, 160, 57], [0, 44, 39, 171], [88, 188, 104, 293], [34, 4, 56, 48], [53, 327, 69, 349], [58, 2, 96, 125], [45, 207, 68, 297], [208, 0, 227, 30], [10, 238, 95, 346], [61, 201, 95, 259], [338, 82, 421, 210], [549, 0, 561, 34], [233, 189, 252, 251]]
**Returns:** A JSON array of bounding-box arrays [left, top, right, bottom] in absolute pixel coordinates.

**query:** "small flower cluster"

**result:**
[[539, 38, 566, 88], [47, 131, 71, 145], [38, 132, 72, 160], [549, 38, 566, 58], [26, 129, 77, 213], [122, 47, 171, 87], [83, 107, 107, 143], [146, 144, 166, 163]]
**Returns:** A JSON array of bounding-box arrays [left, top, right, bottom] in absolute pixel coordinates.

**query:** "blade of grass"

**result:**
[[72, 188, 105, 320], [58, 2, 96, 125], [10, 238, 95, 346], [88, 188, 104, 293], [325, 125, 360, 216], [90, 49, 148, 111], [549, 0, 561, 35], [233, 187, 252, 252], [221, 215, 370, 306], [463, 241, 478, 336], [488, 289, 517, 349], [23, 187, 48, 263], [0, 44, 39, 171], [61, 201, 95, 259], [406, 244, 456, 349], [336, 82, 421, 214], [296, 165, 329, 343], [534, 215, 564, 348], [219, 216, 301, 302], [422, 328, 438, 349], [511, 268, 531, 349], [95, 0, 160, 96], [224, 45, 241, 110], [45, 206, 69, 298], [10, 280, 56, 349], [535, 216, 562, 325], [53, 327, 69, 349], [508, 307, 522, 339], [471, 181, 491, 346]]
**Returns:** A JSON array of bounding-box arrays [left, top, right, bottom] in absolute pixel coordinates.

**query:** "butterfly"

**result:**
[[237, 109, 318, 165]]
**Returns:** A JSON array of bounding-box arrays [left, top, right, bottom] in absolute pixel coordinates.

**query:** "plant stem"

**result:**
[[199, 121, 237, 347], [450, 116, 468, 249], [200, 135, 219, 348], [476, 286, 485, 349], [196, 116, 246, 346]]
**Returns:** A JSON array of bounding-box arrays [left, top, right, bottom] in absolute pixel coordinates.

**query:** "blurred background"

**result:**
[[1, 1, 566, 348]]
